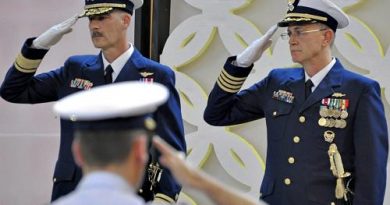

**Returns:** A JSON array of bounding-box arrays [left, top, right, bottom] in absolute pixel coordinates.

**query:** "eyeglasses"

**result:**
[[280, 28, 327, 40]]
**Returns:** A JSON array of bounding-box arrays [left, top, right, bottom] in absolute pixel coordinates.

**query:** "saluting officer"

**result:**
[[0, 0, 186, 204], [204, 0, 388, 204]]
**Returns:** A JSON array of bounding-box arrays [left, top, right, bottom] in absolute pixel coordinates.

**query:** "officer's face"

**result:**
[[287, 23, 329, 65], [88, 11, 131, 50]]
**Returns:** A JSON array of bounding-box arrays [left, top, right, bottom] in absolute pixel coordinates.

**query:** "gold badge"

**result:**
[[332, 92, 346, 98], [324, 130, 335, 143], [140, 71, 154, 78]]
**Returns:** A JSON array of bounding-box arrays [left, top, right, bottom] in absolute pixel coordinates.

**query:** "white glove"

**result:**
[[32, 14, 78, 49], [236, 25, 278, 67]]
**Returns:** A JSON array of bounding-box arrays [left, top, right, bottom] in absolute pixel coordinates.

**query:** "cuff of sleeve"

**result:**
[[155, 193, 177, 203], [14, 38, 49, 73], [216, 56, 253, 93]]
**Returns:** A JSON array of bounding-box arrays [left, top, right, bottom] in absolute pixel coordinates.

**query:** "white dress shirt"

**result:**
[[305, 58, 336, 92], [102, 44, 134, 82]]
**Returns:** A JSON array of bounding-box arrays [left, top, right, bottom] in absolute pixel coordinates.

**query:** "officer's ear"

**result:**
[[122, 13, 131, 28], [72, 138, 84, 167], [322, 28, 334, 47]]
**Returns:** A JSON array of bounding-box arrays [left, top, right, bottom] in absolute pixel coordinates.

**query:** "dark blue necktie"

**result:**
[[104, 65, 113, 84], [305, 79, 314, 99]]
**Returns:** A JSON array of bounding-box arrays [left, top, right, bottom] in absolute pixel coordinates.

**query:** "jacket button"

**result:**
[[284, 178, 291, 185], [288, 157, 295, 164], [299, 116, 306, 123], [331, 202, 335, 205], [53, 178, 57, 182], [273, 111, 277, 116], [293, 136, 300, 143]]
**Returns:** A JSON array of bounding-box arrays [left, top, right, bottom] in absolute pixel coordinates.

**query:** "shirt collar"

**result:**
[[102, 44, 134, 81], [77, 171, 134, 193], [305, 58, 336, 91]]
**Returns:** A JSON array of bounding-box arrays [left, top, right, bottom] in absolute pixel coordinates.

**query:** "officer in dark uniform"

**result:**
[[0, 0, 186, 204], [204, 0, 388, 204]]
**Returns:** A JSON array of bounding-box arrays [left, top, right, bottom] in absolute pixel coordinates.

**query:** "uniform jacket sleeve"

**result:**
[[0, 38, 66, 103], [352, 80, 388, 205], [204, 56, 269, 126]]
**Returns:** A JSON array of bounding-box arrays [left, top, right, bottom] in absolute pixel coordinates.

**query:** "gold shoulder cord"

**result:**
[[328, 143, 351, 201]]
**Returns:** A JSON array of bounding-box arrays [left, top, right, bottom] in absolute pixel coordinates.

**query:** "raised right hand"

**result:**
[[32, 14, 78, 49], [236, 25, 278, 67]]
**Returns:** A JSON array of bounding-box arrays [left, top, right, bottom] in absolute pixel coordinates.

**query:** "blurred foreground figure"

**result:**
[[52, 82, 168, 205]]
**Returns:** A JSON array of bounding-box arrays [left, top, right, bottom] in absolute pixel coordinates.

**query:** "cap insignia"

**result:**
[[288, 0, 295, 11]]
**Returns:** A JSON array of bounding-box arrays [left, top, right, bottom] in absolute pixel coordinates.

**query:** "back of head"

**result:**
[[53, 82, 169, 167]]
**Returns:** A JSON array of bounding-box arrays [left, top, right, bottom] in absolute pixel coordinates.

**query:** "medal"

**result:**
[[329, 119, 336, 128], [339, 119, 347, 129], [335, 119, 341, 128], [319, 106, 328, 117], [327, 108, 334, 118], [340, 110, 348, 119], [325, 118, 331, 127], [319, 117, 327, 127], [333, 109, 341, 118]]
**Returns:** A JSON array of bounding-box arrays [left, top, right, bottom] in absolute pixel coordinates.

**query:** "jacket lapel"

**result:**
[[285, 69, 305, 108], [115, 49, 146, 83], [299, 60, 344, 113], [83, 53, 105, 87]]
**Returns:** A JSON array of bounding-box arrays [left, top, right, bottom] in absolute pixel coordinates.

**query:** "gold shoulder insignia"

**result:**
[[332, 93, 346, 97], [140, 71, 154, 77]]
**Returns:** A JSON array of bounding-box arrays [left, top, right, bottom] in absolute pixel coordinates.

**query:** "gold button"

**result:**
[[284, 178, 291, 185], [288, 157, 295, 164], [299, 116, 306, 123], [273, 111, 277, 116], [293, 136, 300, 143]]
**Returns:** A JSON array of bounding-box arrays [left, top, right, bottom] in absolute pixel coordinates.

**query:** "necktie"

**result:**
[[104, 65, 113, 84], [305, 79, 314, 99]]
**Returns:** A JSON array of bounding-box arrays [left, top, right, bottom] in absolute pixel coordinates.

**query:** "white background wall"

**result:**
[[0, 0, 389, 205]]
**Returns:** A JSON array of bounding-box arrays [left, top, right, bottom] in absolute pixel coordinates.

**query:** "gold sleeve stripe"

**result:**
[[218, 76, 244, 90], [14, 53, 42, 73], [14, 53, 41, 70], [219, 71, 245, 86], [217, 78, 242, 93], [221, 69, 247, 81], [285, 13, 328, 22], [14, 62, 37, 73], [155, 193, 175, 203]]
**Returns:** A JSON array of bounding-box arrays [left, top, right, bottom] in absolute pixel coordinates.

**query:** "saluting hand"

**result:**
[[32, 14, 79, 49], [236, 25, 278, 67], [152, 137, 202, 189]]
